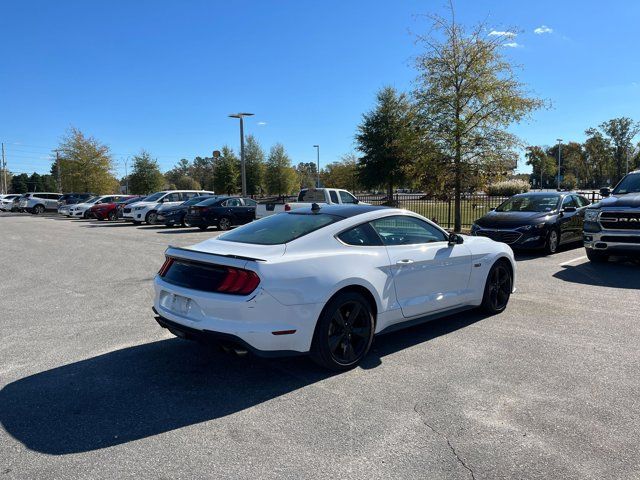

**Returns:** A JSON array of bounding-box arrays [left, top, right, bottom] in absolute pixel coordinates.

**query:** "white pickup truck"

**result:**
[[255, 188, 365, 219]]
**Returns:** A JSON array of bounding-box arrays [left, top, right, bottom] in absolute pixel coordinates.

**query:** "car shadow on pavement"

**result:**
[[513, 241, 583, 262], [156, 228, 219, 234], [553, 258, 640, 289], [0, 311, 484, 455]]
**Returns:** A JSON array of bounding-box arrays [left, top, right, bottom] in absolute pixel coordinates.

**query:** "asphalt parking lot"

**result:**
[[1, 212, 639, 480]]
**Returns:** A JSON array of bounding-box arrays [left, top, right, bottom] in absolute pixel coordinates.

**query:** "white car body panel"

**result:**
[[124, 190, 214, 223], [0, 195, 20, 211], [153, 208, 516, 354]]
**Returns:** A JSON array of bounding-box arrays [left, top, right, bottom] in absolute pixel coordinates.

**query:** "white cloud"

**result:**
[[257, 121, 267, 126], [534, 25, 553, 34], [503, 42, 521, 48], [489, 30, 516, 37]]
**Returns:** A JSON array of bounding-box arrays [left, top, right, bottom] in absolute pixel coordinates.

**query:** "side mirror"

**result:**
[[599, 187, 611, 197], [563, 206, 577, 213], [448, 233, 464, 245], [354, 199, 359, 204]]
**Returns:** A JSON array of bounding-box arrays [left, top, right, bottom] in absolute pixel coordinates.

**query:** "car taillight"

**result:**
[[217, 267, 260, 295], [284, 203, 291, 211], [158, 257, 174, 276]]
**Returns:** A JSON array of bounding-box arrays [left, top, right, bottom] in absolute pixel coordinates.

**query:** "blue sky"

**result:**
[[1, 0, 639, 178]]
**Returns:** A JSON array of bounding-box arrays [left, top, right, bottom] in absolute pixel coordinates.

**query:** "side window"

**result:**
[[337, 223, 383, 246], [165, 193, 181, 202], [339, 191, 357, 204], [575, 195, 590, 207], [102, 197, 113, 203], [244, 199, 257, 206], [370, 216, 448, 246], [183, 192, 197, 200], [227, 198, 241, 207], [562, 196, 577, 208], [329, 190, 339, 203]]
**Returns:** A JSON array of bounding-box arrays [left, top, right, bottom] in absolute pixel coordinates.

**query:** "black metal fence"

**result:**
[[354, 190, 602, 230]]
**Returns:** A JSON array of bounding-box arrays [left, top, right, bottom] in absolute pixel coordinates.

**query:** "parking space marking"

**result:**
[[559, 255, 587, 266]]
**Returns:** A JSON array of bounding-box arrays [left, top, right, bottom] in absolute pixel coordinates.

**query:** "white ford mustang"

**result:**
[[153, 205, 516, 370]]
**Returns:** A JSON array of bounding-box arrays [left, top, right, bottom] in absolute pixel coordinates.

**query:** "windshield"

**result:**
[[184, 196, 213, 206], [86, 197, 101, 204], [613, 173, 640, 195], [219, 212, 342, 245], [143, 192, 166, 202], [495, 195, 560, 213]]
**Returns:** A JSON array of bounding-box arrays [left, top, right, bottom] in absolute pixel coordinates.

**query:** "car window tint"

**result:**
[[165, 193, 181, 202], [329, 190, 339, 203], [298, 189, 326, 202], [562, 196, 577, 208], [226, 198, 241, 207], [575, 195, 590, 207], [244, 199, 257, 206], [370, 216, 448, 246], [339, 191, 357, 204], [182, 192, 196, 200], [220, 213, 342, 245], [338, 224, 383, 246]]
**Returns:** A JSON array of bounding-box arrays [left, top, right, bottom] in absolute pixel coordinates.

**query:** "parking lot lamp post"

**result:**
[[556, 138, 562, 190], [229, 113, 254, 196], [313, 145, 320, 187]]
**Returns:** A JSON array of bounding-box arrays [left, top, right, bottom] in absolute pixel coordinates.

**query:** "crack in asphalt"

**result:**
[[414, 404, 476, 480]]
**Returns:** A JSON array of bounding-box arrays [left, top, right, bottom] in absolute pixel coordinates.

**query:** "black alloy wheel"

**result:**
[[33, 205, 44, 215], [481, 261, 512, 314], [545, 229, 560, 254], [311, 292, 375, 371], [218, 216, 231, 231]]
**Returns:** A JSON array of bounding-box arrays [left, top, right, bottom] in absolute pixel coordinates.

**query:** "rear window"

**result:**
[[298, 189, 326, 202], [219, 212, 341, 245]]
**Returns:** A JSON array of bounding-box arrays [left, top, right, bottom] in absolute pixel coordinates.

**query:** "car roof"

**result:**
[[290, 204, 388, 218]]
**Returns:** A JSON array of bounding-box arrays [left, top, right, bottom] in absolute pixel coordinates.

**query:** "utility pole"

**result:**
[[56, 150, 62, 193], [1, 142, 6, 194], [313, 145, 320, 188], [229, 113, 254, 196], [556, 138, 562, 190]]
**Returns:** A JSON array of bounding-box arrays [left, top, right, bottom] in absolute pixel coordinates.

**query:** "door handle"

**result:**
[[396, 259, 414, 264]]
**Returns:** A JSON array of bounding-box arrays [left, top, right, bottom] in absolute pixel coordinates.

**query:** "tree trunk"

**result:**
[[454, 145, 462, 233], [387, 178, 393, 205]]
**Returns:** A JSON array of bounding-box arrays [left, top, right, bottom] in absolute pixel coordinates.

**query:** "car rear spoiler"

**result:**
[[166, 245, 266, 263]]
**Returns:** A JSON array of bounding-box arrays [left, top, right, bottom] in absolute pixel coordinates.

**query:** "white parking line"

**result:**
[[559, 255, 587, 266]]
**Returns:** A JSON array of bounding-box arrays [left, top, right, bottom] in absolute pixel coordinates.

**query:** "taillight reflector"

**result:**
[[217, 267, 260, 295], [284, 203, 291, 211], [158, 257, 174, 276]]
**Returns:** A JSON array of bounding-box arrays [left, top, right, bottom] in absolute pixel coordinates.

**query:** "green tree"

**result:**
[[264, 143, 297, 196], [55, 127, 118, 193], [586, 117, 639, 184], [525, 146, 557, 189], [583, 131, 614, 187], [295, 162, 318, 189], [164, 158, 192, 187], [355, 86, 418, 201], [214, 146, 240, 195], [413, 12, 545, 231], [191, 156, 215, 191], [244, 135, 266, 195], [128, 150, 165, 194], [321, 154, 360, 191], [11, 173, 29, 194]]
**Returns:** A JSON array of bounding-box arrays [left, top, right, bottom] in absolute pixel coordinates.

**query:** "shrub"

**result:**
[[486, 179, 530, 196]]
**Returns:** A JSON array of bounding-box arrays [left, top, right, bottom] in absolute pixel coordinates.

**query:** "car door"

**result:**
[[224, 198, 242, 224], [559, 195, 579, 242], [241, 198, 257, 223], [370, 215, 473, 318]]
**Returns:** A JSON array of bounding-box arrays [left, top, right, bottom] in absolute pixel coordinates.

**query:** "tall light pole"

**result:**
[[313, 145, 320, 188], [556, 138, 562, 190], [229, 113, 254, 196]]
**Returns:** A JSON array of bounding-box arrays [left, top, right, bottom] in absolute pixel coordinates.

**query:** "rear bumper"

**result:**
[[153, 276, 321, 355], [183, 216, 210, 227]]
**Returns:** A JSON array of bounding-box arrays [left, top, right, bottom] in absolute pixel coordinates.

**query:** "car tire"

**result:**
[[586, 249, 609, 263], [310, 291, 375, 371], [108, 211, 117, 221], [480, 259, 513, 314], [198, 225, 208, 231], [83, 211, 90, 219], [146, 211, 158, 225], [217, 217, 231, 231], [32, 204, 45, 215], [132, 221, 141, 225], [544, 228, 560, 255]]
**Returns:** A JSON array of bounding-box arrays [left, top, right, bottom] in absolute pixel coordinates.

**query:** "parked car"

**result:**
[[68, 195, 129, 219], [255, 188, 366, 219], [184, 196, 257, 231], [583, 170, 640, 262], [89, 195, 139, 221], [116, 196, 145, 219], [153, 204, 516, 370], [0, 194, 21, 211], [471, 192, 590, 254], [123, 190, 215, 225], [156, 194, 216, 227], [19, 193, 62, 214], [57, 192, 95, 206]]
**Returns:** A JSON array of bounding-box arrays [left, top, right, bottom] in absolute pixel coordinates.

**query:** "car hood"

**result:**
[[71, 203, 93, 209], [590, 192, 640, 209], [475, 210, 553, 228], [129, 201, 156, 209]]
